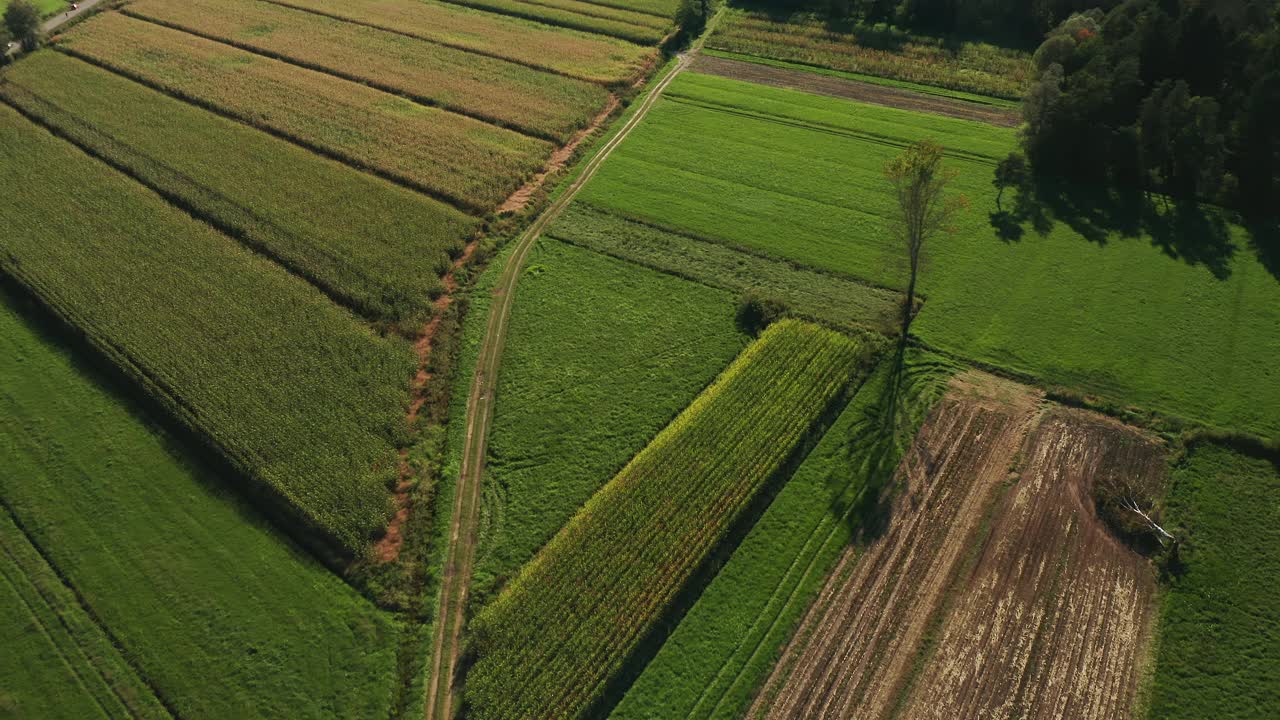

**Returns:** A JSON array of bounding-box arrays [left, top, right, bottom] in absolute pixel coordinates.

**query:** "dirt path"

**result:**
[[497, 94, 621, 215], [750, 372, 1040, 719], [421, 49, 699, 720], [689, 54, 1021, 127], [901, 408, 1160, 720]]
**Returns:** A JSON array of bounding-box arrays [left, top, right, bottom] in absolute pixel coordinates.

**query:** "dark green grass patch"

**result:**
[[578, 70, 1280, 436], [610, 348, 955, 720], [473, 238, 748, 601], [1146, 444, 1280, 719], [0, 103, 414, 555], [1, 52, 478, 328], [0, 291, 399, 719], [547, 203, 902, 333]]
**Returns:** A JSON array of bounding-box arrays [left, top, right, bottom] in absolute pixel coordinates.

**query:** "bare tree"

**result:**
[[884, 140, 966, 335], [1095, 470, 1174, 545]]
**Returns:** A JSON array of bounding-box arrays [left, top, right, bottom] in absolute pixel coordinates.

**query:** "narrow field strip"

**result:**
[[465, 320, 865, 720], [0, 103, 414, 556], [707, 8, 1031, 100], [751, 373, 1040, 719], [0, 510, 170, 720], [547, 202, 902, 334], [59, 12, 552, 210], [1, 52, 477, 327], [434, 0, 667, 44], [260, 0, 655, 85], [611, 351, 956, 720], [573, 0, 678, 19], [119, 0, 608, 142]]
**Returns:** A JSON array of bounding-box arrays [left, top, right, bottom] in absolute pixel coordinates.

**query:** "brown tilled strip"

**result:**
[[688, 53, 1021, 128]]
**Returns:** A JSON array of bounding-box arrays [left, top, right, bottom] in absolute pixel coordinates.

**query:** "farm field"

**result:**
[[577, 70, 1280, 436], [465, 320, 865, 719], [0, 102, 414, 556], [753, 375, 1161, 719], [0, 291, 400, 718], [1147, 444, 1280, 719], [435, 0, 672, 44], [706, 6, 1032, 99], [58, 12, 552, 209], [472, 238, 748, 600], [0, 51, 478, 326], [611, 349, 957, 720], [117, 0, 608, 142], [546, 203, 903, 333], [263, 0, 657, 84], [1, 0, 63, 16]]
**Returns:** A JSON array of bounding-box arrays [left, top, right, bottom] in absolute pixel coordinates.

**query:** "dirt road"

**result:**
[[689, 54, 1021, 127], [420, 50, 698, 720]]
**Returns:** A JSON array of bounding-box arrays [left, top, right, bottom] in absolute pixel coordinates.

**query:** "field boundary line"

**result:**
[[0, 500, 180, 719], [422, 48, 696, 720], [113, 9, 567, 145], [488, 0, 668, 30], [430, 0, 661, 45], [255, 0, 647, 87]]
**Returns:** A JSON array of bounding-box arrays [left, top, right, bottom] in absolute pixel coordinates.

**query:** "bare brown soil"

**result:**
[[750, 372, 1040, 719], [750, 374, 1161, 720], [901, 408, 1160, 720], [496, 94, 621, 215], [373, 240, 478, 563], [690, 54, 1021, 127]]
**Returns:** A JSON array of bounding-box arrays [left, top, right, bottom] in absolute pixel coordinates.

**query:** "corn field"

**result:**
[[437, 0, 670, 45], [464, 320, 864, 719]]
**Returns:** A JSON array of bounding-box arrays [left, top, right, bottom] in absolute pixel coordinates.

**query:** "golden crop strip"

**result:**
[[121, 0, 610, 142], [434, 0, 669, 45], [264, 0, 656, 85], [465, 320, 864, 719], [58, 12, 552, 211]]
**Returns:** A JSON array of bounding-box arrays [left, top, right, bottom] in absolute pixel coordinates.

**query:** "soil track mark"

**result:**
[[750, 372, 1040, 719], [689, 54, 1021, 127], [422, 49, 700, 720], [901, 407, 1160, 720], [498, 94, 621, 215]]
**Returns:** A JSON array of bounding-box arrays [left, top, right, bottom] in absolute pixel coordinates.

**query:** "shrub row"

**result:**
[[464, 320, 863, 719]]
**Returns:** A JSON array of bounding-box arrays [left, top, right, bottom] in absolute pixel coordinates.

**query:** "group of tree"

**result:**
[[1021, 0, 1279, 216], [4, 0, 42, 52]]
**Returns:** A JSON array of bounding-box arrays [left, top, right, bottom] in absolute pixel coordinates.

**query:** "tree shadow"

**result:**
[[1245, 217, 1280, 281], [990, 170, 1242, 280]]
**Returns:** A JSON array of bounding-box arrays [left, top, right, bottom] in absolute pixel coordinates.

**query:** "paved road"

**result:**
[[420, 41, 706, 720], [4, 0, 102, 58]]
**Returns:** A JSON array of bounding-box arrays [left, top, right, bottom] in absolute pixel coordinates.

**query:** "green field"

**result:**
[[1147, 443, 1280, 718], [1, 51, 478, 326], [0, 291, 399, 718], [578, 71, 1280, 436], [0, 102, 413, 555], [466, 319, 864, 719], [61, 12, 554, 206], [547, 202, 903, 333], [473, 238, 748, 600], [707, 7, 1031, 100], [0, 0, 64, 17], [611, 348, 954, 720]]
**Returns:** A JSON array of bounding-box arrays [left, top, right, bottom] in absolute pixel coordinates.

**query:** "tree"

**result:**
[[992, 152, 1027, 211], [884, 140, 966, 335], [1095, 467, 1174, 546], [3, 0, 41, 52]]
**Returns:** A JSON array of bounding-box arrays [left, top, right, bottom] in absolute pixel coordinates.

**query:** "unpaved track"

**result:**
[[689, 54, 1021, 127], [902, 408, 1160, 720], [750, 372, 1040, 719], [421, 50, 699, 720]]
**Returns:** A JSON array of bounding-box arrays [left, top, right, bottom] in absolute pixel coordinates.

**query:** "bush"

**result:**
[[736, 288, 789, 334], [3, 0, 41, 51]]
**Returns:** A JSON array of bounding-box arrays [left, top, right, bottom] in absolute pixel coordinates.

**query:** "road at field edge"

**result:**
[[421, 39, 707, 720]]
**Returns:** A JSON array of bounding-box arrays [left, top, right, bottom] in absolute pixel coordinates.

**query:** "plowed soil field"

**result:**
[[750, 373, 1161, 720]]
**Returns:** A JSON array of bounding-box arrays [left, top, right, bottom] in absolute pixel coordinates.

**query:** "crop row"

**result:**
[[1, 52, 479, 327], [0, 104, 414, 556], [59, 12, 551, 211], [707, 9, 1032, 100], [574, 0, 680, 20], [120, 0, 608, 142], [263, 0, 655, 85], [464, 319, 863, 719], [435, 0, 669, 45]]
